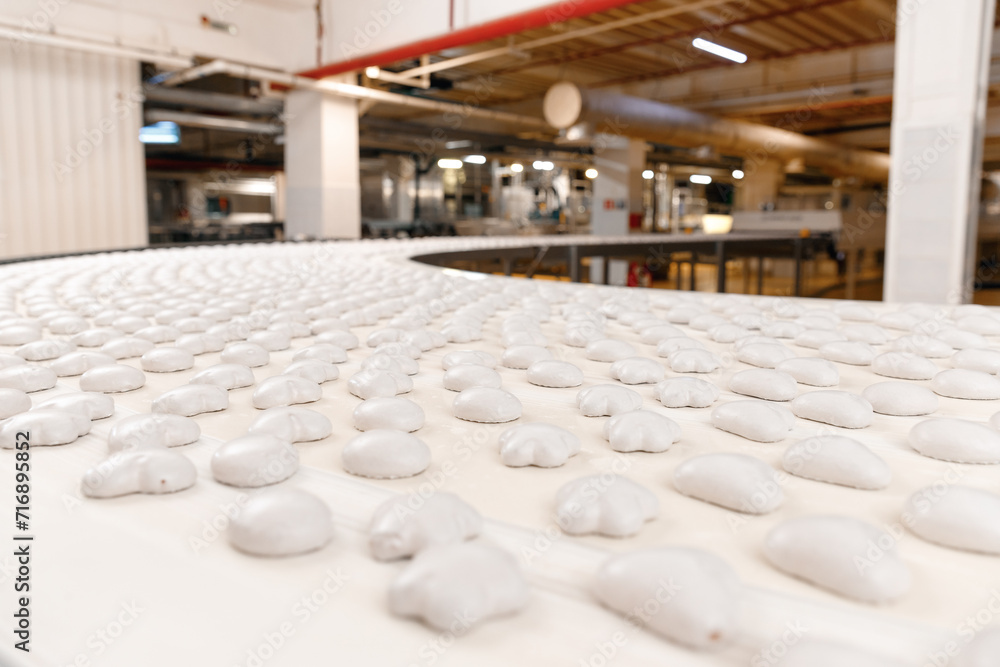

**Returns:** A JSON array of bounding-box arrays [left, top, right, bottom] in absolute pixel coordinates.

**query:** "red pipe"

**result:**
[[297, 0, 646, 79]]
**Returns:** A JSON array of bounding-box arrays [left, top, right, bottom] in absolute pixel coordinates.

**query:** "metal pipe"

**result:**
[[0, 23, 192, 68], [543, 82, 891, 180], [154, 60, 550, 130], [143, 87, 284, 115], [145, 109, 282, 134]]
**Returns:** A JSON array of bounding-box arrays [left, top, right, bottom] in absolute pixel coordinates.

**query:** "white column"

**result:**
[[589, 136, 645, 284], [284, 88, 361, 240], [736, 160, 784, 212], [883, 0, 995, 303]]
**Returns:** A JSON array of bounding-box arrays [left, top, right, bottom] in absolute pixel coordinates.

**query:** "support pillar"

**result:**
[[590, 136, 645, 284], [883, 0, 995, 303], [284, 87, 361, 239]]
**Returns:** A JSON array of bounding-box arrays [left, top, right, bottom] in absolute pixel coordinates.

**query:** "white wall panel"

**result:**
[[0, 41, 146, 259], [0, 0, 316, 71]]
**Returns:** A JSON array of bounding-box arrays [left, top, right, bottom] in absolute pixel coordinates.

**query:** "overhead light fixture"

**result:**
[[139, 121, 180, 144], [585, 168, 598, 179], [437, 158, 463, 169], [463, 155, 486, 164], [642, 169, 654, 180], [692, 38, 747, 64], [690, 174, 713, 185], [510, 163, 524, 173], [732, 169, 745, 180], [365, 66, 381, 79], [533, 160, 554, 171], [445, 140, 473, 149]]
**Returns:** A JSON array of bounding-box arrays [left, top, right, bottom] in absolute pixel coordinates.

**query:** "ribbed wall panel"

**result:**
[[0, 41, 146, 259]]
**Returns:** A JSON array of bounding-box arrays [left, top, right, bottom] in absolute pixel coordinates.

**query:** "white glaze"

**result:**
[[100, 337, 155, 359], [735, 342, 796, 369], [501, 344, 552, 369], [369, 492, 482, 561], [347, 369, 412, 399], [441, 350, 497, 370], [729, 369, 798, 401], [292, 343, 348, 364], [790, 390, 873, 428], [608, 356, 665, 385], [497, 422, 581, 467], [189, 363, 255, 390], [674, 453, 784, 514], [585, 339, 637, 362], [603, 410, 680, 453], [353, 396, 425, 432], [711, 400, 795, 442], [108, 413, 200, 452], [0, 365, 57, 392], [283, 359, 339, 384], [774, 357, 839, 387], [151, 384, 229, 417], [79, 364, 146, 393], [908, 418, 1000, 463], [220, 342, 270, 368], [555, 475, 658, 537], [49, 351, 116, 377], [594, 547, 743, 650], [251, 375, 322, 409], [871, 351, 938, 380], [81, 449, 197, 498], [818, 340, 876, 366], [249, 406, 332, 442], [389, 542, 529, 632], [932, 369, 1000, 400], [211, 434, 299, 487], [775, 640, 908, 667], [764, 515, 911, 603], [0, 388, 31, 419], [577, 384, 643, 417], [668, 348, 722, 373], [656, 377, 719, 408], [782, 435, 891, 490], [37, 392, 114, 420], [526, 360, 584, 388], [861, 381, 938, 416], [904, 485, 1000, 555], [0, 409, 91, 447], [443, 364, 503, 392], [342, 429, 431, 478], [453, 387, 522, 423], [228, 488, 333, 557]]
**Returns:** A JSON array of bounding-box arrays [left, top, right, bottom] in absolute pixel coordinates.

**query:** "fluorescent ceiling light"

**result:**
[[365, 66, 381, 78], [732, 169, 745, 180], [690, 174, 712, 185], [463, 155, 486, 164], [437, 158, 463, 169], [510, 163, 524, 173], [139, 121, 180, 144], [642, 169, 654, 180], [692, 38, 747, 64], [585, 168, 598, 179], [445, 140, 473, 149], [533, 160, 554, 171]]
